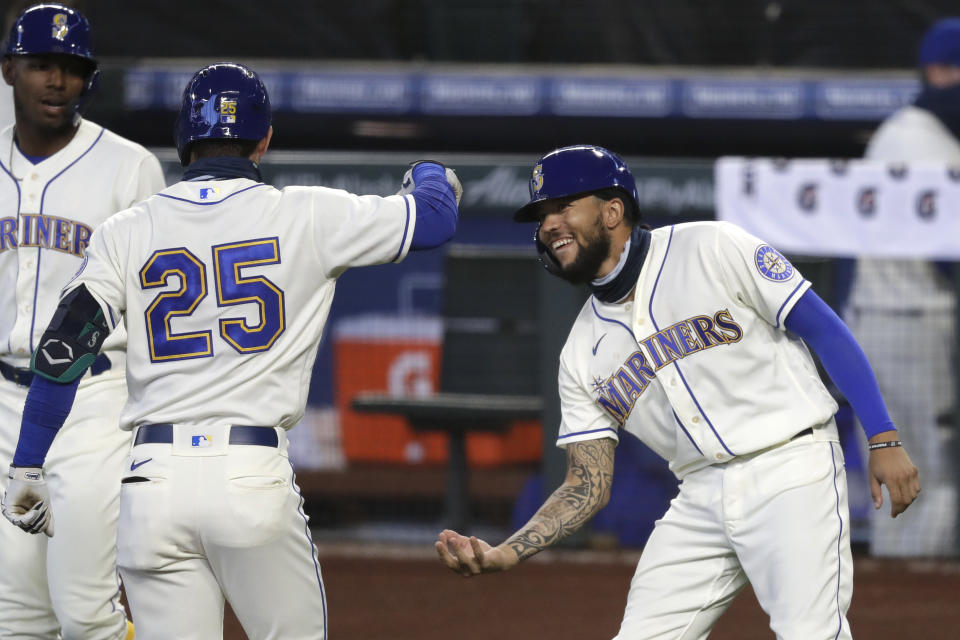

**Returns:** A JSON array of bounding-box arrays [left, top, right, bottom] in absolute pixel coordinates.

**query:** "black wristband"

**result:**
[[868, 440, 902, 451]]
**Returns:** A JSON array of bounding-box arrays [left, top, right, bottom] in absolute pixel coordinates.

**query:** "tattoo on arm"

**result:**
[[506, 438, 615, 561]]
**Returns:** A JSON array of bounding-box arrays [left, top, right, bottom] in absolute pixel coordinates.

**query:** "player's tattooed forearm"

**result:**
[[507, 439, 615, 560]]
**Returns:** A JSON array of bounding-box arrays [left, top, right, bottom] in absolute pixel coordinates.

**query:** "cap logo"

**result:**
[[219, 98, 237, 124], [51, 13, 69, 41], [531, 164, 544, 194]]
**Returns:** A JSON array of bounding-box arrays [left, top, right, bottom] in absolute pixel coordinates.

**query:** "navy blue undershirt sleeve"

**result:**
[[784, 289, 896, 439], [409, 163, 457, 250], [12, 376, 81, 467]]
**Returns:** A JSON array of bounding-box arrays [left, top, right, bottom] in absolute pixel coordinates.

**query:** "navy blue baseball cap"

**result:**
[[3, 3, 97, 74], [513, 144, 639, 222], [918, 17, 960, 67], [174, 62, 272, 166]]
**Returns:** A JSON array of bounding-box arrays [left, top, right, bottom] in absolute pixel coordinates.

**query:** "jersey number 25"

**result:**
[[139, 237, 285, 362]]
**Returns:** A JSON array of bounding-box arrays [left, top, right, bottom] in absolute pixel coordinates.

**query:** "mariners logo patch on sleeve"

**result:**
[[754, 245, 794, 282]]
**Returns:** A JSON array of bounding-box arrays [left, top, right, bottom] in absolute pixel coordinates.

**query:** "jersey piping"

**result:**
[[391, 195, 413, 263], [828, 441, 845, 640], [557, 425, 619, 441], [590, 298, 636, 341], [289, 460, 327, 639], [30, 127, 105, 353], [649, 225, 737, 457], [672, 410, 703, 455], [775, 280, 807, 329], [0, 159, 20, 355], [156, 182, 269, 206]]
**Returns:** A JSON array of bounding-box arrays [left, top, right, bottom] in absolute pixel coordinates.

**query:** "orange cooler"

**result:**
[[334, 314, 541, 467]]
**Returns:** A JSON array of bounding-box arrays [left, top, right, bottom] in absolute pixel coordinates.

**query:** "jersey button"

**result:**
[[692, 416, 701, 423], [30, 174, 38, 181], [17, 348, 26, 355], [671, 378, 678, 386], [715, 453, 724, 460]]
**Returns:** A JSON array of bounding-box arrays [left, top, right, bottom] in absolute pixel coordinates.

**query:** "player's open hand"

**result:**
[[867, 434, 920, 518], [435, 529, 517, 577]]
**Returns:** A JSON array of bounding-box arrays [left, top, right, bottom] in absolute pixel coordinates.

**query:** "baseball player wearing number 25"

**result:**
[[437, 145, 920, 639], [2, 62, 461, 640]]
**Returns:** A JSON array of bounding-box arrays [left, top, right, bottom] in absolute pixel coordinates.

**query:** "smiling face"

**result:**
[[536, 194, 614, 284], [3, 54, 89, 136]]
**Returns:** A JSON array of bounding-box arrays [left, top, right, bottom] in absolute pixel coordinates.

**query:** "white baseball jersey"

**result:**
[[71, 178, 416, 430], [0, 118, 164, 639], [0, 119, 165, 370], [557, 221, 839, 477], [64, 174, 416, 640], [558, 221, 852, 638]]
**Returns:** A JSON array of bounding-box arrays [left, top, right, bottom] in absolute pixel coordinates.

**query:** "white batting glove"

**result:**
[[398, 160, 463, 206], [2, 465, 55, 537]]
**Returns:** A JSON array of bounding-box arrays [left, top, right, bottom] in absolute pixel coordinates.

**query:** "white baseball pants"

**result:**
[[615, 435, 853, 640], [0, 374, 131, 640], [116, 423, 327, 640]]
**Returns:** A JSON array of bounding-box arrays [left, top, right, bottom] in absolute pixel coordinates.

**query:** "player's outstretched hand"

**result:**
[[397, 160, 463, 206], [867, 432, 920, 518], [1, 466, 54, 537], [435, 529, 518, 577]]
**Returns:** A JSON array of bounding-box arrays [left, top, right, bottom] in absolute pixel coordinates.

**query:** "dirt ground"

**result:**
[[215, 545, 960, 639]]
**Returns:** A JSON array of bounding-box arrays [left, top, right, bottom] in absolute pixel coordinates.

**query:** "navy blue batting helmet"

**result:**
[[174, 62, 272, 166], [3, 4, 99, 103], [513, 144, 639, 222]]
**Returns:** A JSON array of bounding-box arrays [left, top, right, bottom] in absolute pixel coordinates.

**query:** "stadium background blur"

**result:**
[[7, 2, 960, 637]]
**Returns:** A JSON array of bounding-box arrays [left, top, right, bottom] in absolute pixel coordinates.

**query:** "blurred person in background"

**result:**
[[846, 17, 960, 556]]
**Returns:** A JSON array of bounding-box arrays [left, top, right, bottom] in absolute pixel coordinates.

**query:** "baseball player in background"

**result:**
[[847, 17, 960, 557], [436, 145, 920, 639], [0, 4, 164, 639], [1, 61, 461, 640]]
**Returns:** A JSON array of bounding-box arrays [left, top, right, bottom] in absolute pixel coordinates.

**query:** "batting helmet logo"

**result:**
[[531, 164, 544, 194], [52, 13, 69, 40], [219, 97, 238, 124]]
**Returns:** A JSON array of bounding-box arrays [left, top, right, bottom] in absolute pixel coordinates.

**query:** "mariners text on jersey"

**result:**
[[0, 214, 92, 256], [595, 308, 744, 424]]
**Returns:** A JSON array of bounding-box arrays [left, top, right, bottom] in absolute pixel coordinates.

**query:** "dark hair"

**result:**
[[592, 187, 640, 225], [188, 138, 259, 162]]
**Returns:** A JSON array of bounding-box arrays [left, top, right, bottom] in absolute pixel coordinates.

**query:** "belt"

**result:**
[[134, 424, 279, 448], [792, 427, 814, 440], [0, 361, 33, 387]]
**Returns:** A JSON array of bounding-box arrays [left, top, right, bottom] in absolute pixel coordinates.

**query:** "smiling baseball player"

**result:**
[[2, 61, 460, 640], [436, 145, 920, 639], [0, 5, 164, 638]]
